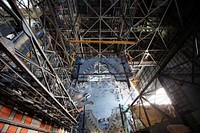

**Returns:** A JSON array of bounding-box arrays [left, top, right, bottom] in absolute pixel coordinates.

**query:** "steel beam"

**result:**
[[0, 36, 77, 124], [69, 40, 137, 45], [0, 0, 79, 126]]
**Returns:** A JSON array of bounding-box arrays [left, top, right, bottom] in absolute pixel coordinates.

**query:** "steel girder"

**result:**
[[159, 31, 200, 113], [76, 0, 173, 66], [0, 0, 79, 128], [125, 0, 200, 131]]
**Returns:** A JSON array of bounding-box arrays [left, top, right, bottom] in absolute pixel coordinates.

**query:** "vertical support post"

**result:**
[[99, 0, 102, 58], [28, 0, 31, 27], [119, 104, 126, 132], [138, 99, 147, 128], [121, 61, 131, 88], [192, 34, 195, 83], [81, 105, 86, 133], [140, 97, 151, 127], [130, 107, 138, 132], [192, 32, 199, 83], [195, 32, 199, 56]]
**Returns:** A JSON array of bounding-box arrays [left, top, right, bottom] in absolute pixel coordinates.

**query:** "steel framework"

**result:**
[[77, 0, 172, 62], [0, 0, 200, 132], [0, 0, 79, 130]]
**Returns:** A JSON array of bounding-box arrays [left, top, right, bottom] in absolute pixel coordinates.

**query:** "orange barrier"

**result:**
[[0, 106, 12, 131], [20, 116, 32, 133], [38, 122, 45, 133], [7, 113, 23, 132], [0, 105, 63, 133]]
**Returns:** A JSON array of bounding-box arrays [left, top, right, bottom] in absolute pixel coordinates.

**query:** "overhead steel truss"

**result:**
[[75, 0, 177, 78], [0, 0, 79, 128]]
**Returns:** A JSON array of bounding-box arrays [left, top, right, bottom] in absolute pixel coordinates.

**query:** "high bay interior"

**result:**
[[0, 0, 200, 132]]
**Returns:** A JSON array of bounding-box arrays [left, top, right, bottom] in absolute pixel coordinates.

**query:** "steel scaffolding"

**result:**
[[0, 0, 79, 130], [0, 0, 200, 132]]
